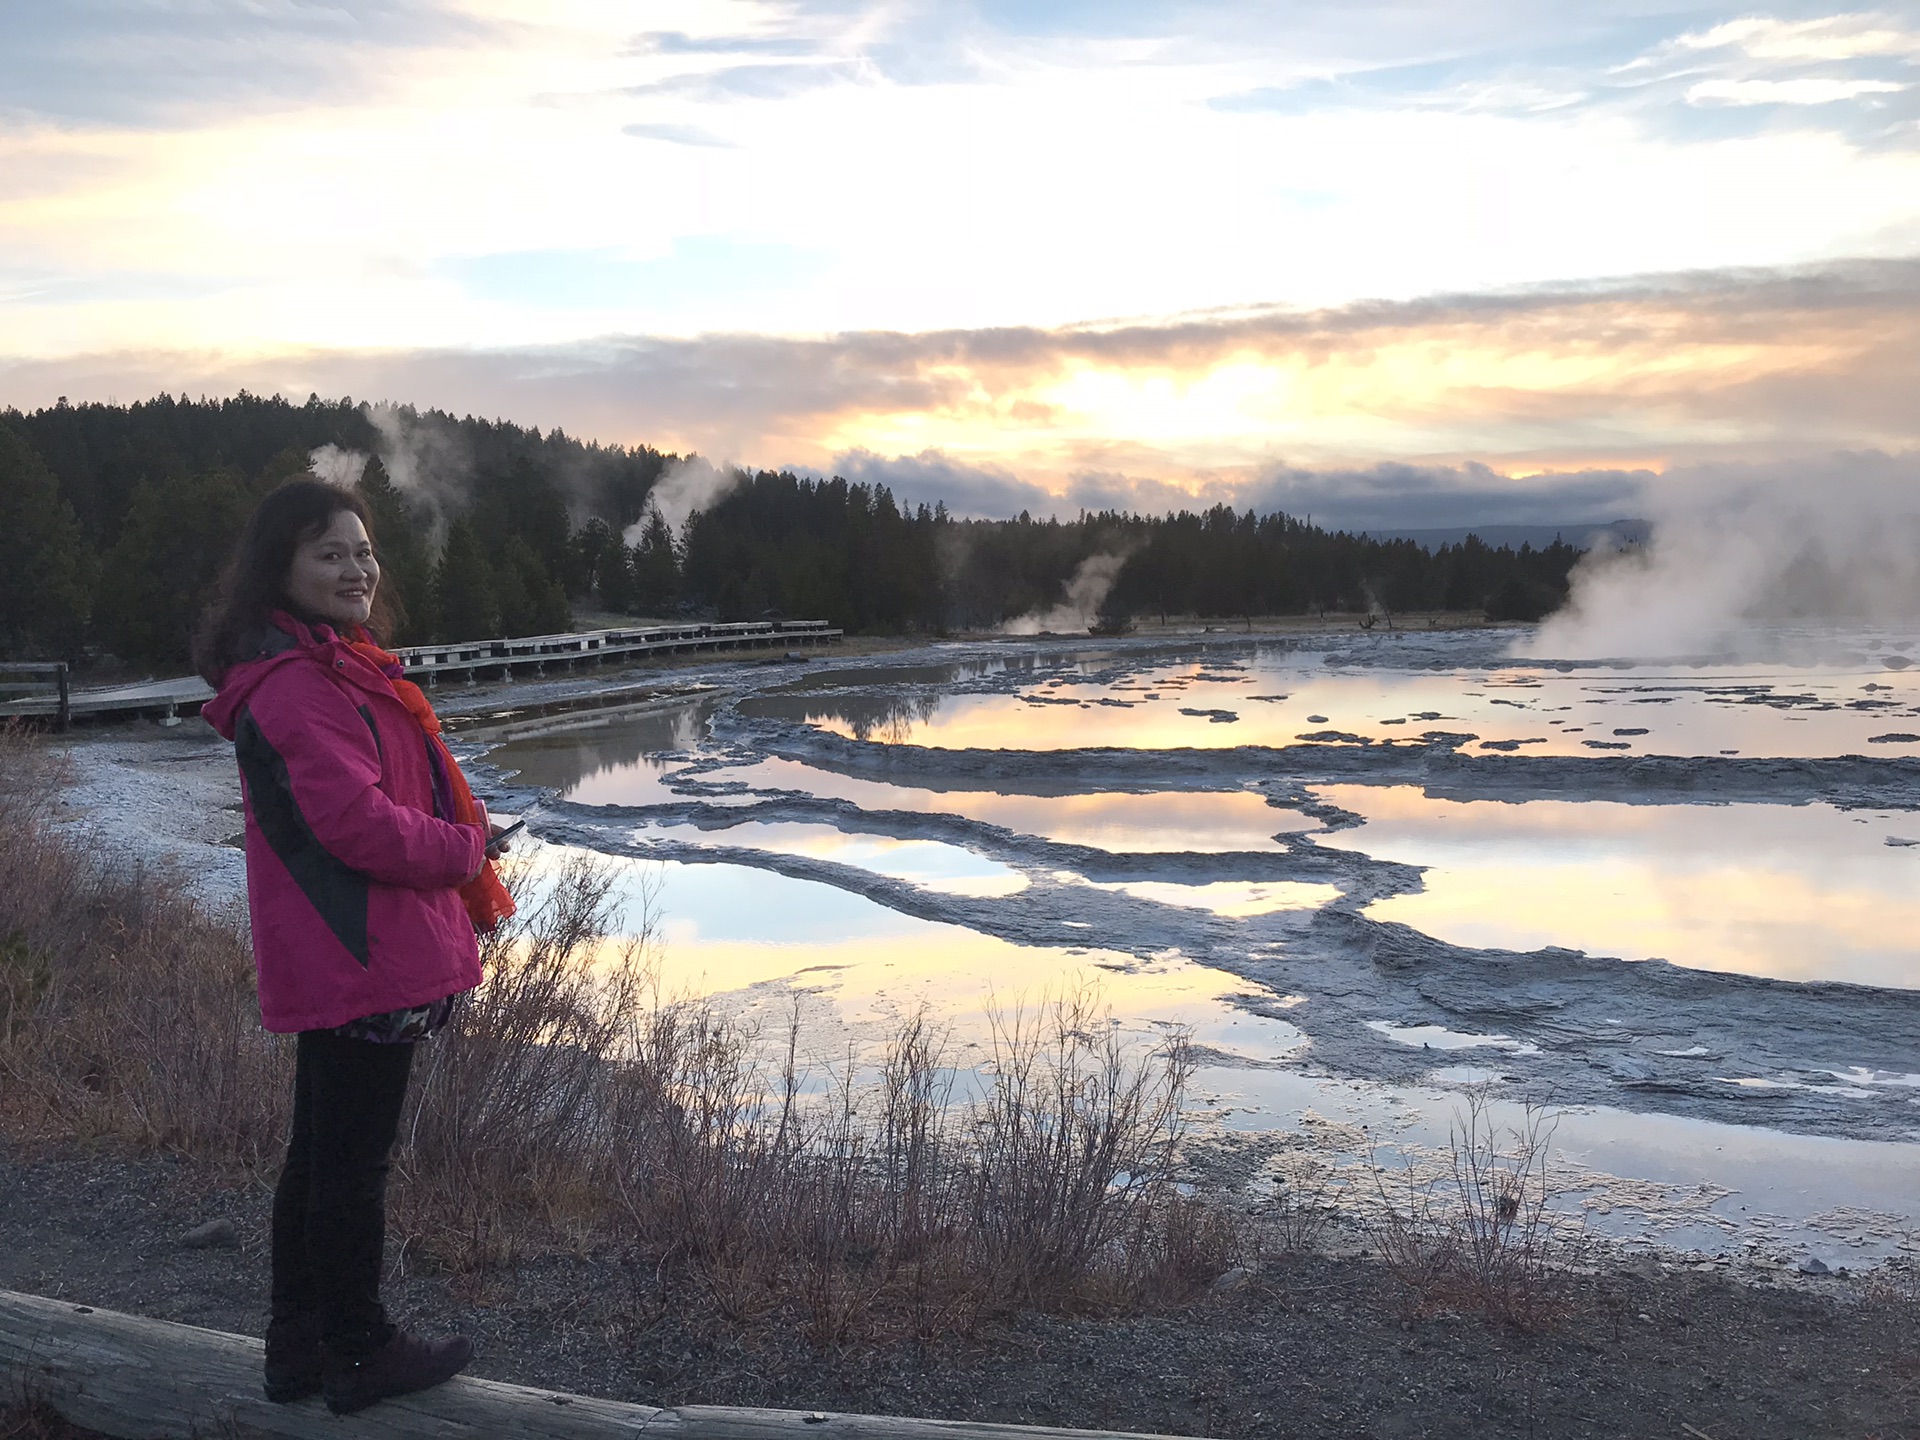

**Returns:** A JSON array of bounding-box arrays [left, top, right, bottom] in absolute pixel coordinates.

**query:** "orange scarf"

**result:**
[[345, 633, 517, 934]]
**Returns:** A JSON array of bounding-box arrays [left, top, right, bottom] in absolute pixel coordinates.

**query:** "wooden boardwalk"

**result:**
[[0, 1289, 1201, 1440], [0, 620, 842, 726]]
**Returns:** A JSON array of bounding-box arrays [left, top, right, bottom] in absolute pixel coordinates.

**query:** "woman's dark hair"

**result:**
[[193, 477, 405, 685]]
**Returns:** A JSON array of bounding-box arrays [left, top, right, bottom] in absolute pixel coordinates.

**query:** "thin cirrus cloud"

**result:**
[[621, 122, 736, 147], [629, 30, 826, 59], [1213, 7, 1920, 145], [623, 60, 868, 103], [438, 240, 826, 309], [0, 0, 492, 126]]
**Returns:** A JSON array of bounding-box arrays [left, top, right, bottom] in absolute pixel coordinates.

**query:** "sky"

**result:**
[[3, 0, 1919, 525]]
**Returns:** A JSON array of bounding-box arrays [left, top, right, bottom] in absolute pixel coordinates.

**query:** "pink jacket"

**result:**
[[203, 615, 486, 1033]]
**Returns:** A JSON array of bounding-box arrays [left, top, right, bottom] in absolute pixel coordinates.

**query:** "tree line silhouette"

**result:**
[[0, 394, 1582, 667]]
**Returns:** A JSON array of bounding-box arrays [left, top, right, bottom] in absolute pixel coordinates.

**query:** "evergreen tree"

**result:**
[[434, 518, 498, 641], [359, 457, 433, 644], [0, 422, 92, 659], [495, 535, 571, 636], [96, 468, 250, 667], [570, 518, 617, 602], [631, 506, 680, 615], [0, 393, 1596, 656], [598, 540, 636, 615]]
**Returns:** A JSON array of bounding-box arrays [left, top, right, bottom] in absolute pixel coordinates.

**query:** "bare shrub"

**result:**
[[1362, 1155, 1458, 1316], [604, 989, 1222, 1342], [1445, 1094, 1565, 1324], [393, 853, 655, 1268], [967, 993, 1215, 1306], [1258, 1164, 1337, 1256], [1362, 1092, 1570, 1327]]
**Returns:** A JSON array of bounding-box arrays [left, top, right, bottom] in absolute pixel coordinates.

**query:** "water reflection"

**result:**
[[478, 634, 1920, 1260], [487, 699, 716, 805], [703, 758, 1316, 850], [750, 655, 1920, 759], [640, 820, 1030, 898], [1366, 1020, 1540, 1054], [1192, 1065, 1920, 1261], [585, 853, 1305, 1061], [1314, 786, 1920, 988], [741, 686, 946, 744], [771, 656, 1015, 692], [1074, 876, 1341, 917]]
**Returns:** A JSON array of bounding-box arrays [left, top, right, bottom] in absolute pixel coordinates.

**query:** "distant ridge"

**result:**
[[1358, 519, 1650, 551]]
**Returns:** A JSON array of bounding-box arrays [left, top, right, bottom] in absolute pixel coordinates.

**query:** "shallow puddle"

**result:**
[[743, 652, 1920, 759], [1076, 876, 1341, 917], [1194, 1065, 1920, 1262], [700, 757, 1316, 851], [1365, 1020, 1541, 1054], [636, 819, 1031, 898], [567, 850, 1307, 1065], [1313, 786, 1920, 988], [486, 699, 718, 806]]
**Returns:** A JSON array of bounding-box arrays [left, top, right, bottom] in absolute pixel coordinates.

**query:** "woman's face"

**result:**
[[285, 510, 379, 630]]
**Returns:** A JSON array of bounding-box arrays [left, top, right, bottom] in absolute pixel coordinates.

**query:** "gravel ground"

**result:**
[[3, 1143, 1916, 1440]]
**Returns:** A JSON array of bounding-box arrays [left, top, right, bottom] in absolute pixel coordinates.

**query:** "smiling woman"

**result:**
[[192, 475, 520, 1415], [283, 510, 380, 631], [192, 481, 400, 684]]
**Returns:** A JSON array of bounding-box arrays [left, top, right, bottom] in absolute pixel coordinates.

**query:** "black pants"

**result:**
[[270, 1030, 416, 1356]]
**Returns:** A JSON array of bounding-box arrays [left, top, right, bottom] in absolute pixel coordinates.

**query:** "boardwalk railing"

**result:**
[[0, 621, 842, 725], [397, 618, 840, 686], [0, 1289, 1200, 1440], [0, 662, 70, 730]]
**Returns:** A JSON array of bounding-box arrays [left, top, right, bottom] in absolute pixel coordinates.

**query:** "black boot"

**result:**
[[262, 1311, 325, 1403], [322, 1328, 474, 1415]]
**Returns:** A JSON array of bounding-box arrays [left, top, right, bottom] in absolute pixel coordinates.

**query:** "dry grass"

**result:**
[[0, 727, 1231, 1343], [0, 731, 287, 1162], [1863, 1238, 1920, 1311]]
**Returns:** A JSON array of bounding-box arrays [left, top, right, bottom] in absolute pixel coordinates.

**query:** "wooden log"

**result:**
[[0, 1290, 1205, 1440]]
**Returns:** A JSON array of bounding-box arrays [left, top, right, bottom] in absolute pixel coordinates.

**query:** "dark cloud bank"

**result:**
[[823, 449, 1652, 537]]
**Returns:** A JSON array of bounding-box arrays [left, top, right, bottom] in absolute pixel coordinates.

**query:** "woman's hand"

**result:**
[[477, 798, 515, 856], [463, 800, 497, 883]]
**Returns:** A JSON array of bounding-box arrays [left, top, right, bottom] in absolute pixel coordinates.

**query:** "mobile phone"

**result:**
[[485, 817, 528, 857]]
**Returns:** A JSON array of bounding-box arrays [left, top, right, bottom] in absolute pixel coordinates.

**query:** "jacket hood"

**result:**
[[203, 613, 356, 741]]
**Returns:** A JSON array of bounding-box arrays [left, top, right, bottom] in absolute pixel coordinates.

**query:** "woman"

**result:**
[[197, 476, 514, 1415]]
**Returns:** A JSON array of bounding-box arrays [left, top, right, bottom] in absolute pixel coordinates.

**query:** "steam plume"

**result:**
[[367, 403, 470, 552], [1002, 550, 1134, 635], [307, 443, 368, 489], [1523, 451, 1920, 660], [622, 455, 738, 546]]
